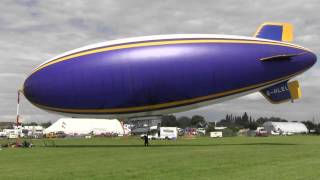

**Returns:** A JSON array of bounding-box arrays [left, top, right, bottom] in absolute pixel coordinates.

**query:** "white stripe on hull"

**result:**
[[36, 34, 305, 70]]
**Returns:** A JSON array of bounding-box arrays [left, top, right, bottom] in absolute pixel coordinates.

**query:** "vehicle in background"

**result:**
[[282, 131, 294, 136], [197, 128, 206, 135], [45, 132, 57, 138], [177, 128, 184, 136], [3, 129, 24, 139], [256, 127, 268, 137], [270, 130, 280, 135], [8, 132, 18, 139], [0, 132, 6, 137], [140, 134, 158, 140], [159, 127, 178, 140], [56, 131, 67, 138], [210, 131, 223, 138], [22, 125, 44, 138], [94, 132, 119, 137], [215, 127, 227, 131], [140, 127, 178, 140], [185, 128, 197, 135]]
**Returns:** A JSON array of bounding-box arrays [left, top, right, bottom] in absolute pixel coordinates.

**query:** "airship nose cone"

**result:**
[[299, 50, 317, 70], [291, 50, 317, 71], [23, 73, 44, 107], [308, 51, 317, 67], [23, 76, 35, 104]]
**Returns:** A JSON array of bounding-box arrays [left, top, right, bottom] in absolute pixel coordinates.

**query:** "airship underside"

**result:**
[[23, 22, 317, 119]]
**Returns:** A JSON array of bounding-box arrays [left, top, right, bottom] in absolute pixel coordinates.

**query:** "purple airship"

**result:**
[[23, 22, 317, 119]]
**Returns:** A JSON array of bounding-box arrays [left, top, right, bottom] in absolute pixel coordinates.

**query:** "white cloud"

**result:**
[[0, 73, 26, 79]]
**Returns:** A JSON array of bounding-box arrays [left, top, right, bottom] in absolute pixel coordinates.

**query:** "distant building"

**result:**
[[263, 121, 308, 134], [43, 118, 124, 135]]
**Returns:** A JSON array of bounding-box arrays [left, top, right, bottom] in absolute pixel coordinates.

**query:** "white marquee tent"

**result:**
[[263, 121, 308, 134], [43, 118, 124, 135]]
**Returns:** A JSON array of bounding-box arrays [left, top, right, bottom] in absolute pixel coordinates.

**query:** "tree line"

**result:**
[[161, 112, 289, 130], [161, 115, 206, 128], [217, 113, 289, 130], [161, 113, 320, 134], [0, 121, 52, 129]]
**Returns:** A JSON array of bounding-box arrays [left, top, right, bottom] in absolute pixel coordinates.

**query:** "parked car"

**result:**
[[56, 131, 66, 138], [256, 127, 268, 137], [197, 128, 206, 135], [0, 132, 6, 137], [45, 132, 57, 138], [271, 130, 280, 135]]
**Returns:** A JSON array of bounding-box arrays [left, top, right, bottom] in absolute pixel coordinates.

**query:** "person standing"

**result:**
[[144, 134, 149, 147]]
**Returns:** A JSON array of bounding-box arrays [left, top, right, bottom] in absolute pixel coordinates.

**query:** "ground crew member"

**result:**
[[144, 134, 149, 146]]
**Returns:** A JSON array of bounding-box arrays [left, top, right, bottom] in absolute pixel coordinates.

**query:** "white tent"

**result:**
[[44, 118, 124, 135], [263, 121, 308, 134]]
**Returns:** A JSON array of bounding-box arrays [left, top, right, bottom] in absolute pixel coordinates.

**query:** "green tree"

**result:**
[[191, 115, 206, 128], [302, 121, 317, 133], [206, 122, 215, 135], [222, 128, 237, 137], [217, 114, 234, 128], [161, 115, 178, 127], [177, 116, 191, 128], [40, 121, 52, 128], [248, 122, 258, 130], [24, 122, 38, 126]]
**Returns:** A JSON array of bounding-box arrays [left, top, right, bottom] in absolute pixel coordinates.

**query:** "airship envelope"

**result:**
[[23, 22, 317, 119]]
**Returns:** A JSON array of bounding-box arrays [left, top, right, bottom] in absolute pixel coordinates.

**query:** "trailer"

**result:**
[[210, 131, 223, 138], [3, 129, 22, 139], [159, 127, 178, 140]]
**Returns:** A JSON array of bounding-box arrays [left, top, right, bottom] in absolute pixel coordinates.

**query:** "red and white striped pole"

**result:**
[[16, 90, 21, 146], [16, 90, 20, 126]]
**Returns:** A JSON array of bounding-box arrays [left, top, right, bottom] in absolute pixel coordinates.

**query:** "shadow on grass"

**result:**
[[44, 142, 297, 148]]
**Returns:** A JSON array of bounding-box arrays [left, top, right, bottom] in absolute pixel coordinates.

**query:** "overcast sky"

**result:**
[[0, 0, 319, 123]]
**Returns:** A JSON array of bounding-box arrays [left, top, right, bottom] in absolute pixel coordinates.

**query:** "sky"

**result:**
[[0, 0, 319, 123]]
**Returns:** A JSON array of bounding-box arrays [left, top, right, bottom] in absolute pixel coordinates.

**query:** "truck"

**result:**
[[141, 127, 178, 140]]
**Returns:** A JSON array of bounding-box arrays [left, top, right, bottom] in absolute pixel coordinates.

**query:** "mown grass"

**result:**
[[1, 136, 320, 180]]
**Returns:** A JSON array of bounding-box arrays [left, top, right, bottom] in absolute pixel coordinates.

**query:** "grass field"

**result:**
[[1, 136, 320, 180]]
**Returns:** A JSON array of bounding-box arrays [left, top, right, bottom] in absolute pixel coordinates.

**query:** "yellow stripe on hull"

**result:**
[[31, 39, 308, 75]]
